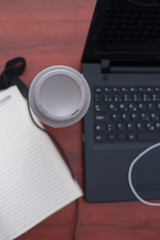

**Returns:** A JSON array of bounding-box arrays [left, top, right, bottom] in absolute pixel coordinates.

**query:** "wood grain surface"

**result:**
[[1, 1, 160, 240]]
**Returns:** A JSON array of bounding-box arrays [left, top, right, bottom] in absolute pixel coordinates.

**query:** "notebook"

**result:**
[[0, 86, 82, 240], [82, 0, 160, 202]]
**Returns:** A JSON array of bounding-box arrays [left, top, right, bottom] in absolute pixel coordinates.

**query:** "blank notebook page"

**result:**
[[0, 86, 82, 240]]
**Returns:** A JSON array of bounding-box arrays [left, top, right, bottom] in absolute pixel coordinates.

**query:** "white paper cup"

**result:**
[[29, 66, 91, 127]]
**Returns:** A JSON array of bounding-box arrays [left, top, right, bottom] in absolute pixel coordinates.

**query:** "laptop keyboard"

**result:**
[[100, 9, 160, 43], [94, 86, 160, 143]]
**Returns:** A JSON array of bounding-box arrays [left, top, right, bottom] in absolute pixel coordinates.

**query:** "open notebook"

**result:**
[[0, 86, 82, 240]]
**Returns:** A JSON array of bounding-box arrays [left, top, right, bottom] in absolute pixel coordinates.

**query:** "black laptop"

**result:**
[[82, 0, 160, 202]]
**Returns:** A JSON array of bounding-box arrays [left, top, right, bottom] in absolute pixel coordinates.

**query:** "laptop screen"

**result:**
[[82, 0, 160, 63]]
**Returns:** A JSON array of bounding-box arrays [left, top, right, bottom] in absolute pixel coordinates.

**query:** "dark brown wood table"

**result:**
[[1, 1, 160, 239]]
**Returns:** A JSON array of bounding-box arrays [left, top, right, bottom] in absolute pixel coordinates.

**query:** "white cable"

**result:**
[[128, 142, 160, 206]]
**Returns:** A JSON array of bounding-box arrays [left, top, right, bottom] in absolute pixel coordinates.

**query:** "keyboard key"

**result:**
[[131, 112, 140, 121], [108, 133, 117, 141], [109, 103, 118, 111], [141, 113, 150, 121], [107, 123, 116, 132], [156, 123, 160, 131], [113, 94, 122, 102], [148, 103, 156, 111], [155, 87, 160, 92], [94, 104, 107, 112], [138, 133, 160, 141], [94, 94, 102, 102], [133, 94, 141, 101], [150, 112, 159, 121], [127, 123, 136, 131], [157, 103, 160, 110], [130, 87, 137, 92], [136, 122, 145, 131], [104, 87, 111, 92], [119, 103, 128, 111], [112, 113, 121, 121], [118, 133, 126, 141], [104, 94, 112, 102], [122, 113, 130, 121], [95, 124, 106, 131], [122, 87, 128, 92], [146, 123, 155, 131], [143, 94, 151, 101], [138, 87, 146, 92], [128, 133, 136, 141], [128, 103, 137, 111], [117, 123, 126, 131], [94, 87, 102, 93], [95, 134, 106, 142], [152, 94, 160, 101], [95, 113, 111, 121], [138, 103, 146, 111], [123, 94, 132, 102]]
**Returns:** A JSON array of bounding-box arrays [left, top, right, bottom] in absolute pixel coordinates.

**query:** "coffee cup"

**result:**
[[29, 66, 91, 127]]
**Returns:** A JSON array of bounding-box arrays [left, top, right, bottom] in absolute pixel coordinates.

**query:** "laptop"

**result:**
[[82, 0, 160, 202]]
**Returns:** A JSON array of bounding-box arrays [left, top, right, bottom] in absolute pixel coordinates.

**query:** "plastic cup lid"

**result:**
[[28, 65, 91, 127]]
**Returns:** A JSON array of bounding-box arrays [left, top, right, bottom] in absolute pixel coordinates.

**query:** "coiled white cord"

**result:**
[[128, 142, 160, 206]]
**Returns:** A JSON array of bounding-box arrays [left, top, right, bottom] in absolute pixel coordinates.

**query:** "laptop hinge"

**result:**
[[101, 58, 160, 73], [101, 59, 110, 73]]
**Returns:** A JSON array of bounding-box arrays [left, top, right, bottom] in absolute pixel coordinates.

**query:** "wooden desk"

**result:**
[[1, 1, 160, 239]]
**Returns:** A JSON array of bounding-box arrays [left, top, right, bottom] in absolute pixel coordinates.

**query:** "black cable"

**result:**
[[125, 0, 160, 7], [27, 100, 79, 240], [0, 57, 28, 99], [73, 199, 79, 239]]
